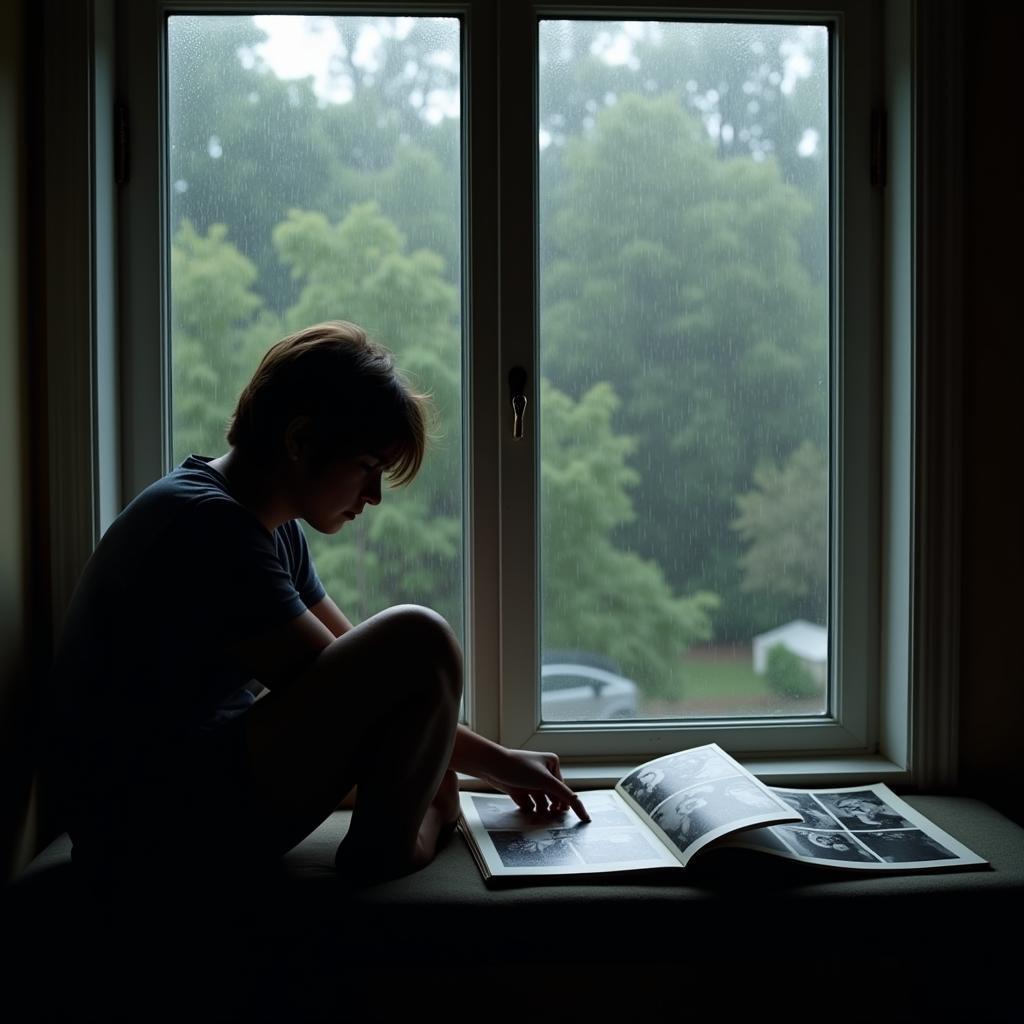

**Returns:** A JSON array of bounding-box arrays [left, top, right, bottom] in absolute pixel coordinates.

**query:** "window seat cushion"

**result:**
[[4, 794, 1021, 1020]]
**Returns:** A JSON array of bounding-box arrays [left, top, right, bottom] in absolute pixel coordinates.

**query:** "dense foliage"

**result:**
[[168, 16, 829, 700], [765, 643, 821, 700]]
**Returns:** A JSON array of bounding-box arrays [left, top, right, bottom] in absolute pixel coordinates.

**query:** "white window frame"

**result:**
[[499, 1, 877, 767], [42, 0, 961, 788]]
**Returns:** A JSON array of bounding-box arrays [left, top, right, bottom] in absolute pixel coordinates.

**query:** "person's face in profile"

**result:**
[[298, 451, 386, 534]]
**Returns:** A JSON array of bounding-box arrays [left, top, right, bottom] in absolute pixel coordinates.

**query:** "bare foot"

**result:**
[[432, 769, 461, 829], [414, 770, 461, 864], [334, 772, 462, 886]]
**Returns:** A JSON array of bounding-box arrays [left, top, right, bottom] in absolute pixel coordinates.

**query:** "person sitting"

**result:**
[[42, 320, 589, 894]]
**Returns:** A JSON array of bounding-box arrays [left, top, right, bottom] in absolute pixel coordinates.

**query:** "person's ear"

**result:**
[[283, 416, 313, 464]]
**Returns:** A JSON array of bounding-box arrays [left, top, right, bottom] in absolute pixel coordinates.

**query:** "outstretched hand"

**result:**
[[479, 748, 591, 823]]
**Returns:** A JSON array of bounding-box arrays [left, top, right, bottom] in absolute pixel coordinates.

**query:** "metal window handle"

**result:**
[[511, 394, 527, 439], [509, 366, 527, 439]]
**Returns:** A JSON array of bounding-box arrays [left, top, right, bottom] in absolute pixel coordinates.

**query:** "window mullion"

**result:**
[[464, 0, 502, 741], [496, 1, 543, 748], [117, 0, 171, 501]]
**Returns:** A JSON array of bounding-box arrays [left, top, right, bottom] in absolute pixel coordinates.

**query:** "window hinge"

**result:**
[[870, 107, 887, 189], [115, 101, 129, 186]]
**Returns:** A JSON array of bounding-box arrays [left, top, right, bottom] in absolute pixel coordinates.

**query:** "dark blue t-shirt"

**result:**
[[45, 454, 326, 807]]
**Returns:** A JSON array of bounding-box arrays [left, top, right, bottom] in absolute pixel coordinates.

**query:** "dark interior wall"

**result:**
[[0, 0, 37, 881], [957, 7, 1024, 825]]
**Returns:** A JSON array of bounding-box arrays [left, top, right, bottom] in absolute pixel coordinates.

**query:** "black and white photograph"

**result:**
[[488, 822, 673, 871], [489, 831, 583, 869], [558, 791, 635, 828], [650, 783, 715, 849], [473, 795, 534, 831], [776, 827, 880, 863], [855, 830, 959, 864], [776, 791, 843, 831], [571, 829, 671, 867], [620, 765, 676, 814], [660, 747, 742, 788], [814, 792, 915, 831], [460, 789, 684, 875], [620, 745, 748, 815], [719, 784, 990, 871], [722, 780, 784, 811], [651, 777, 787, 854], [470, 790, 632, 831]]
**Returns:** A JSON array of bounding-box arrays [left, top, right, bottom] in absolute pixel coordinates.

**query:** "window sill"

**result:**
[[457, 753, 910, 791]]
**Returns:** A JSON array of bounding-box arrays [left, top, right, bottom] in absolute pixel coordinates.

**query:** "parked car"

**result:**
[[540, 662, 639, 721]]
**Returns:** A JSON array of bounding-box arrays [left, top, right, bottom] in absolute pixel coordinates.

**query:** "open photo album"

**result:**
[[457, 743, 988, 882]]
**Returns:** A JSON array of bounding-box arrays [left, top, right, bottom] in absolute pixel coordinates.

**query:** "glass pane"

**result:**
[[167, 15, 464, 645], [538, 20, 829, 721]]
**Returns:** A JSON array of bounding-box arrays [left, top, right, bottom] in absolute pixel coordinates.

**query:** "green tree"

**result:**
[[765, 643, 820, 699], [168, 16, 462, 314], [541, 91, 827, 640], [539, 21, 829, 206], [732, 440, 827, 621], [272, 201, 464, 631], [541, 379, 717, 699], [171, 220, 281, 463], [168, 17, 336, 314]]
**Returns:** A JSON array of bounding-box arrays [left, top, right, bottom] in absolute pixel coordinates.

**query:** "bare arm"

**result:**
[[308, 594, 355, 638], [449, 723, 590, 822], [450, 723, 506, 777], [247, 595, 353, 701], [226, 608, 335, 697]]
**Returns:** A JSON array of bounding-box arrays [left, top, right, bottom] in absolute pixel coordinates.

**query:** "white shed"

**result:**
[[752, 620, 828, 684]]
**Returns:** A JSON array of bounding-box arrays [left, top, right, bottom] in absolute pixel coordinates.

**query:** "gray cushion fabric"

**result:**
[[5, 795, 1022, 1020], [286, 795, 1024, 900], [24, 794, 1022, 896]]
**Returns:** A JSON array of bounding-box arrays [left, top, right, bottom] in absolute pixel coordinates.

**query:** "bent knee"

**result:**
[[382, 605, 463, 699]]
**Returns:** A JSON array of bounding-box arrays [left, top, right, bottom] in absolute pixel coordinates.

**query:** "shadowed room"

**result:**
[[1, 1, 1022, 1020]]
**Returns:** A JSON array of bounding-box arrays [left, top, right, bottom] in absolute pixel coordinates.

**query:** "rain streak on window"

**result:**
[[538, 20, 830, 722], [167, 15, 465, 647]]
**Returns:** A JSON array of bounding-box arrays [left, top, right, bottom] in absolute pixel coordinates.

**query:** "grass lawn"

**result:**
[[637, 645, 826, 717], [676, 647, 765, 700]]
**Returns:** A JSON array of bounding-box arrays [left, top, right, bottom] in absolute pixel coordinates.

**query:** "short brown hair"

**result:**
[[227, 321, 431, 485]]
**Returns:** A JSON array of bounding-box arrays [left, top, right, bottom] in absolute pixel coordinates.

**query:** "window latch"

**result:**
[[509, 366, 527, 440]]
